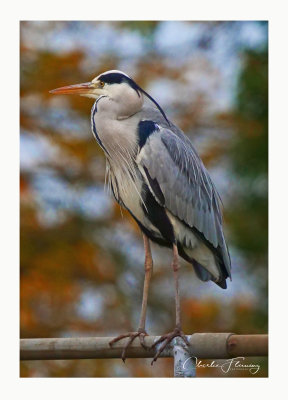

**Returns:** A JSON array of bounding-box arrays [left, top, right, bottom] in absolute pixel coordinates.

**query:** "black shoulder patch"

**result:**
[[138, 120, 159, 149]]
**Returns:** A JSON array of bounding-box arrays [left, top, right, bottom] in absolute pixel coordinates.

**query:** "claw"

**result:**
[[109, 329, 149, 362], [151, 328, 189, 365], [139, 333, 149, 350], [109, 333, 129, 347]]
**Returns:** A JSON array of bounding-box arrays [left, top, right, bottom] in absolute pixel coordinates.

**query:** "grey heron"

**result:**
[[50, 70, 231, 363]]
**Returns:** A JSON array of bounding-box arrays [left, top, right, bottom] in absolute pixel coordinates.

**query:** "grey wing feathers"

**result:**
[[137, 124, 231, 278]]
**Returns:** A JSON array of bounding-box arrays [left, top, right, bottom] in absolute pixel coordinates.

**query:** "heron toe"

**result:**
[[109, 329, 149, 362], [151, 327, 190, 365]]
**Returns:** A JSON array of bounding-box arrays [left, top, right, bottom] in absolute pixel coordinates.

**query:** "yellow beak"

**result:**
[[49, 82, 96, 95]]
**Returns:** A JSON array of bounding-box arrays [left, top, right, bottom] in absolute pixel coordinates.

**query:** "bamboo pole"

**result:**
[[20, 333, 268, 361]]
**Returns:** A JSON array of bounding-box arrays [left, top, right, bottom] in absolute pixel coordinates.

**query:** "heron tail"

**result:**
[[192, 260, 227, 289]]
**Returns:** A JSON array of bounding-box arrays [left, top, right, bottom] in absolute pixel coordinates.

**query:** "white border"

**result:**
[[1, 0, 287, 398]]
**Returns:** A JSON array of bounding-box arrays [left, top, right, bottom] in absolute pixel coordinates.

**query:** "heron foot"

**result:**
[[109, 328, 149, 362], [151, 327, 190, 365]]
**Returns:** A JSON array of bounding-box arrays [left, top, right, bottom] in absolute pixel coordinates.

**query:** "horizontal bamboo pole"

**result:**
[[20, 333, 268, 361]]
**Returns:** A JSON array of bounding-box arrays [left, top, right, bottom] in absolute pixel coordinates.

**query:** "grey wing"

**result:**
[[137, 125, 231, 278]]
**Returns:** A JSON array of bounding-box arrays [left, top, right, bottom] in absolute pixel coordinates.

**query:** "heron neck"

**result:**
[[91, 103, 140, 161], [95, 93, 143, 120]]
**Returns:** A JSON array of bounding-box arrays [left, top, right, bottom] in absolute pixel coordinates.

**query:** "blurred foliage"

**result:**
[[229, 48, 268, 261], [20, 21, 268, 377], [121, 21, 158, 36]]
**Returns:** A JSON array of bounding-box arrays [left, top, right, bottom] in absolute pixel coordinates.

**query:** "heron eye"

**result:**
[[99, 81, 105, 87]]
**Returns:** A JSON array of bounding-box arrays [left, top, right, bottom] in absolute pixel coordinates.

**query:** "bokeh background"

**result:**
[[20, 21, 268, 377]]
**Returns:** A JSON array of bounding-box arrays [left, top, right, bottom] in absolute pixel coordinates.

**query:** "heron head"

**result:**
[[50, 70, 169, 123], [49, 70, 142, 100], [50, 70, 145, 117]]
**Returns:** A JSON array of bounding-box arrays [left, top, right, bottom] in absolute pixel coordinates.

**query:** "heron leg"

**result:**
[[151, 243, 190, 364], [173, 242, 181, 329], [138, 233, 153, 330], [109, 234, 153, 362]]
